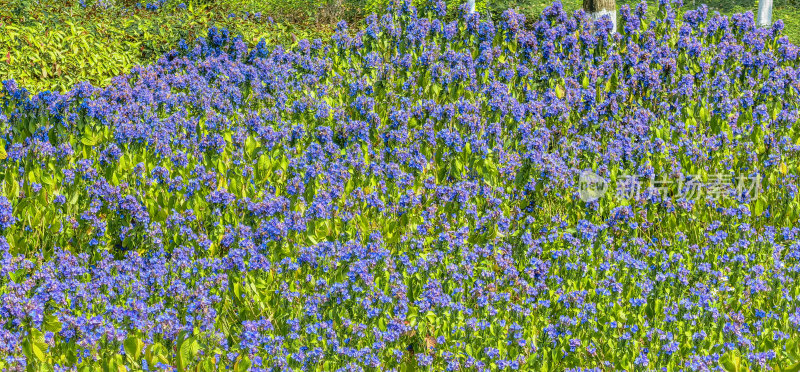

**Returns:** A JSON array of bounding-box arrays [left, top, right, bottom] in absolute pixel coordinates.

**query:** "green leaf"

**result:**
[[145, 342, 169, 365], [177, 334, 200, 371], [124, 335, 143, 361], [754, 196, 767, 217], [781, 362, 800, 372], [720, 350, 744, 372], [43, 314, 62, 333], [234, 355, 251, 372], [23, 330, 47, 363]]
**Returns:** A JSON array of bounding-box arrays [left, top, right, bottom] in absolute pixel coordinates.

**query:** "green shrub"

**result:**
[[0, 0, 328, 92], [0, 20, 138, 92]]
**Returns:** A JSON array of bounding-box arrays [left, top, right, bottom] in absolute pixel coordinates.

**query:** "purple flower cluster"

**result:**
[[0, 197, 15, 231]]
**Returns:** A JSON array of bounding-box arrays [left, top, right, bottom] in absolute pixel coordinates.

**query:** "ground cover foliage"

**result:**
[[2, 0, 800, 370]]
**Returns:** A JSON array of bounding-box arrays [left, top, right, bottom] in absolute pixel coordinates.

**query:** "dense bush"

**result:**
[[0, 19, 139, 92], [2, 0, 800, 370], [0, 0, 324, 92]]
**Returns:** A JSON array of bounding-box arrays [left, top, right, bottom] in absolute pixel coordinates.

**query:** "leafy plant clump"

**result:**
[[1, 0, 800, 370], [0, 0, 325, 93]]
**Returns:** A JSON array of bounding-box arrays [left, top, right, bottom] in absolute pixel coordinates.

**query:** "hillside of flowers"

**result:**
[[1, 0, 800, 370]]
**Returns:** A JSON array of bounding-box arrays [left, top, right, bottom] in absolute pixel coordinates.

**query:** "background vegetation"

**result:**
[[1, 0, 799, 93]]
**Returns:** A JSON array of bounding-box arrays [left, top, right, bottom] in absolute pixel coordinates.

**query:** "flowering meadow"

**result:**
[[1, 0, 800, 370]]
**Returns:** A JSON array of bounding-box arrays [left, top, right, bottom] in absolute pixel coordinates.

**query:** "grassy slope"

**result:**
[[1, 0, 798, 93]]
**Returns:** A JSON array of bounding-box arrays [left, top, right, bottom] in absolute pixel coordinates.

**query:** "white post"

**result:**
[[583, 0, 617, 34], [757, 0, 773, 27], [467, 0, 476, 13], [593, 9, 617, 33]]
